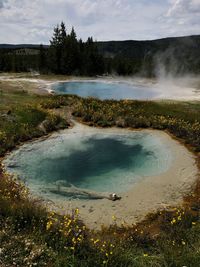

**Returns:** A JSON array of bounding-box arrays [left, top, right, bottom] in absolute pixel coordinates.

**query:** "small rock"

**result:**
[[89, 208, 94, 213]]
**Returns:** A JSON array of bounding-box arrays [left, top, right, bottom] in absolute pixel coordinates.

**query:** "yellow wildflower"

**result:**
[[46, 221, 53, 231]]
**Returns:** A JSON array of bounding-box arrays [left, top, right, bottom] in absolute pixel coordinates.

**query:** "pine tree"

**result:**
[[60, 26, 80, 74], [49, 24, 62, 73], [48, 22, 105, 76], [60, 21, 67, 41], [84, 37, 104, 76], [68, 27, 80, 74]]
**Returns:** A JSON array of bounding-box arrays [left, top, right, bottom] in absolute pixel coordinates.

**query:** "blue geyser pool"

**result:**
[[3, 126, 172, 200], [52, 80, 158, 100]]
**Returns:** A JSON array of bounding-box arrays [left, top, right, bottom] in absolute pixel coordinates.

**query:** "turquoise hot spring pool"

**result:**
[[51, 78, 200, 100], [3, 126, 173, 200], [51, 80, 158, 100]]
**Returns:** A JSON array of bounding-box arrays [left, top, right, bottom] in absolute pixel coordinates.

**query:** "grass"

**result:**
[[0, 87, 71, 156], [0, 78, 200, 266], [72, 98, 200, 151]]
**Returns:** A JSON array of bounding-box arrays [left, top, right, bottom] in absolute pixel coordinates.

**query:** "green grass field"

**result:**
[[0, 78, 200, 267]]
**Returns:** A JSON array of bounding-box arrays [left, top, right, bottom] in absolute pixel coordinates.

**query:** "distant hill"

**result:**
[[97, 35, 200, 59], [0, 44, 49, 49], [1, 34, 200, 55], [97, 35, 200, 75], [1, 35, 200, 75]]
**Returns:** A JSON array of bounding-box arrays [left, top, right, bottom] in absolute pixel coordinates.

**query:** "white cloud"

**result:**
[[0, 0, 199, 43], [167, 0, 200, 16], [162, 0, 200, 36], [0, 0, 7, 8]]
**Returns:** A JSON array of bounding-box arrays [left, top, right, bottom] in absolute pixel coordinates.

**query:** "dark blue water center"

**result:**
[[37, 138, 150, 187], [4, 129, 172, 199], [52, 81, 157, 100]]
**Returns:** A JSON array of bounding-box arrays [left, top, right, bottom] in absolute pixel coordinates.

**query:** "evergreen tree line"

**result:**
[[45, 22, 104, 75], [0, 22, 105, 76], [0, 22, 200, 76], [0, 22, 152, 76], [0, 52, 39, 73]]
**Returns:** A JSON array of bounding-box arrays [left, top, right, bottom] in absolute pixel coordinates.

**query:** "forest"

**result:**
[[0, 22, 200, 76]]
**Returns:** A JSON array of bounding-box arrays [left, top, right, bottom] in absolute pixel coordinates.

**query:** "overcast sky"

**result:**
[[0, 0, 200, 44]]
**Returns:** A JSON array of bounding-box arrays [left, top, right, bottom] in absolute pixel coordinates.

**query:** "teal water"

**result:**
[[52, 81, 157, 100], [4, 128, 172, 200]]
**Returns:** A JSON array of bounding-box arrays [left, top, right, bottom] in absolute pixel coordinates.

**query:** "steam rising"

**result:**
[[151, 46, 200, 100]]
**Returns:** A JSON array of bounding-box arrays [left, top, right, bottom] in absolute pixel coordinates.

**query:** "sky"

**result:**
[[0, 0, 200, 44]]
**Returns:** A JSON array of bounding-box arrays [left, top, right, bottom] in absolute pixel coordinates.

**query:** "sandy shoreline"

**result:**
[[27, 123, 198, 230]]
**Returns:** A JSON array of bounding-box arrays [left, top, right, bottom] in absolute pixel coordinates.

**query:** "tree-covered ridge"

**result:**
[[0, 23, 200, 76], [97, 35, 200, 76]]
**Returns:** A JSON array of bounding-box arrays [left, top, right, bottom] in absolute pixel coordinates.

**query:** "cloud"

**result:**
[[161, 0, 200, 36], [167, 0, 200, 16], [0, 0, 7, 8], [0, 0, 199, 43]]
